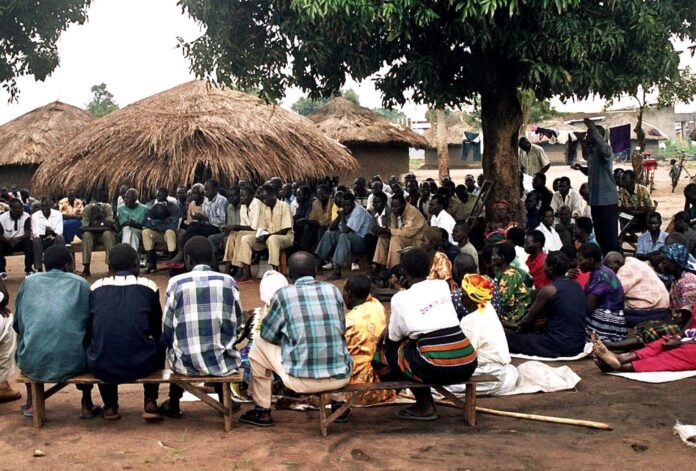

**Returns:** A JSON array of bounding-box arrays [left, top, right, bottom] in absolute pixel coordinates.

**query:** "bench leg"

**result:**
[[319, 393, 329, 437], [464, 383, 476, 426], [221, 382, 233, 433], [319, 391, 365, 437], [31, 382, 46, 429]]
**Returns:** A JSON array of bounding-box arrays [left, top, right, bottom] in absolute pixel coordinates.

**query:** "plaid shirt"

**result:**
[[260, 276, 352, 379], [162, 265, 242, 376]]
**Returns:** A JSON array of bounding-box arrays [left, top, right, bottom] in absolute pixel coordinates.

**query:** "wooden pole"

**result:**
[[475, 406, 612, 431]]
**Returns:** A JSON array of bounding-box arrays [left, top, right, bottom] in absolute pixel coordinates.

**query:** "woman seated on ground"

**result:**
[[421, 227, 456, 291], [372, 248, 477, 421], [447, 273, 517, 396], [491, 242, 532, 324], [592, 329, 696, 373], [577, 242, 627, 342], [505, 251, 587, 358]]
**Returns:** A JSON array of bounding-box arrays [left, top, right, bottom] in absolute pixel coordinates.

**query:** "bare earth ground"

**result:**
[[1, 163, 694, 470]]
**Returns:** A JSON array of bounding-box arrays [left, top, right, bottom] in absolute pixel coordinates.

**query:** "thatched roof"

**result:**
[[33, 81, 357, 197], [0, 101, 93, 167], [307, 97, 427, 149], [423, 111, 480, 148]]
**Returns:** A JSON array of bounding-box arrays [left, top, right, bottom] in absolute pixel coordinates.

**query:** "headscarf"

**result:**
[[259, 270, 289, 305], [461, 273, 495, 311], [661, 243, 696, 272]]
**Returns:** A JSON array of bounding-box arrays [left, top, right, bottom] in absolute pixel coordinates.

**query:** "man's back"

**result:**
[[13, 270, 91, 382], [260, 276, 352, 379], [163, 265, 241, 376], [87, 275, 163, 382]]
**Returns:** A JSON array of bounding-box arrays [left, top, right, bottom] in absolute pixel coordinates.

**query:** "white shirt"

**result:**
[[0, 211, 29, 238], [514, 246, 529, 273], [31, 209, 64, 236], [535, 223, 563, 252], [460, 302, 511, 365], [430, 210, 456, 244], [389, 279, 460, 341], [550, 189, 586, 217], [366, 192, 392, 213], [240, 198, 262, 229]]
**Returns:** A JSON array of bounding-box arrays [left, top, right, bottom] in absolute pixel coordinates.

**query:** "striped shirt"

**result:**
[[162, 265, 242, 376], [261, 276, 352, 379]]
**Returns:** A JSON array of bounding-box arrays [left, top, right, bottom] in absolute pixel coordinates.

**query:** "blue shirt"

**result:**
[[261, 276, 352, 379], [636, 231, 668, 256], [340, 204, 373, 238], [13, 270, 91, 382]]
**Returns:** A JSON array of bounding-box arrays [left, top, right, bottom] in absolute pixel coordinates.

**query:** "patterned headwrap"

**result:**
[[461, 273, 495, 311], [661, 243, 696, 271], [492, 200, 510, 210]]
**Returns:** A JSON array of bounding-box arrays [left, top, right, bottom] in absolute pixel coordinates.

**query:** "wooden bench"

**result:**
[[318, 374, 497, 436], [16, 369, 243, 432]]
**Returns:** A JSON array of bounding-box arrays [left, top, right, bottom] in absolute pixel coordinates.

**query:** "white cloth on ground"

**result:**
[[509, 342, 592, 361], [607, 370, 696, 383]]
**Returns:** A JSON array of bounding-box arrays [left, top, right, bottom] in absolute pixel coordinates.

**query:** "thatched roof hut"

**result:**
[[33, 81, 357, 198], [307, 97, 426, 180], [422, 112, 481, 170], [0, 101, 93, 189]]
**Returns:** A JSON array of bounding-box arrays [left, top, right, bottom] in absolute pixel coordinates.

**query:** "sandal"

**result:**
[[395, 407, 439, 421], [239, 407, 275, 427], [79, 405, 103, 419], [158, 399, 183, 419]]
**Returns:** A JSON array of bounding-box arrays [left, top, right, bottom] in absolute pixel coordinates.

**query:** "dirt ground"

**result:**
[[1, 162, 695, 470]]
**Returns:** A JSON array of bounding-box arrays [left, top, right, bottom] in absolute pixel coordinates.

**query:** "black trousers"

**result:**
[[0, 238, 33, 272], [181, 223, 221, 248], [98, 384, 159, 410], [591, 204, 619, 254]]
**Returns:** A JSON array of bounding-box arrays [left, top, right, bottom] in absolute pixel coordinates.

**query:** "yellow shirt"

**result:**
[[258, 200, 293, 234], [58, 197, 84, 217]]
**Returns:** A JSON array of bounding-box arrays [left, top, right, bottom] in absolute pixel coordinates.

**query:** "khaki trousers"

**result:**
[[0, 315, 15, 383], [142, 228, 177, 252], [224, 230, 255, 263], [249, 336, 349, 409], [82, 230, 116, 265], [373, 234, 418, 268], [237, 233, 294, 267]]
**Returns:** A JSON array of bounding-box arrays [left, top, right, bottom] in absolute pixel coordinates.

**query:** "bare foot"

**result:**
[[591, 331, 621, 371]]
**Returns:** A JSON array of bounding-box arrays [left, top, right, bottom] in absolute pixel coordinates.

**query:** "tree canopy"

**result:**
[[178, 0, 696, 207], [291, 88, 359, 116], [86, 83, 119, 118], [0, 0, 91, 101]]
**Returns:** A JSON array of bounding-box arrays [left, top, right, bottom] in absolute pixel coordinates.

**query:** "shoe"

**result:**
[[351, 263, 360, 272], [0, 385, 21, 404], [157, 399, 183, 418], [239, 406, 275, 427], [331, 401, 351, 423], [142, 398, 164, 422], [1, 272, 7, 281], [102, 406, 121, 421], [322, 262, 333, 270]]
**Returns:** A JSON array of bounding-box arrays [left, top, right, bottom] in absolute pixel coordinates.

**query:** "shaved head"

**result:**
[[603, 251, 625, 274], [288, 251, 316, 280], [453, 253, 478, 284]]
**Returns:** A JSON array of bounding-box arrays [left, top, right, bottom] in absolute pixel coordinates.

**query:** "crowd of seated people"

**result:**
[[4, 151, 696, 416]]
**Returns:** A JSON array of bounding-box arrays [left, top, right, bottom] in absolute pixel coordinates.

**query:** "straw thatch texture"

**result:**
[[423, 112, 479, 148], [307, 97, 427, 148], [0, 101, 93, 167], [33, 81, 357, 198]]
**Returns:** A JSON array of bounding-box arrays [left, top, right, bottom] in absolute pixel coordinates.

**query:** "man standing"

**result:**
[[519, 137, 550, 176], [31, 197, 65, 272], [117, 189, 148, 252], [572, 119, 618, 254], [159, 236, 241, 418], [0, 199, 33, 279], [239, 252, 351, 427], [315, 192, 373, 280], [81, 202, 117, 276], [373, 193, 426, 274], [236, 185, 294, 281]]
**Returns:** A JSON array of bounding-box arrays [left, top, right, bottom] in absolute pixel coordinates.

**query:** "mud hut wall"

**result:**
[[342, 145, 410, 184], [0, 164, 38, 190]]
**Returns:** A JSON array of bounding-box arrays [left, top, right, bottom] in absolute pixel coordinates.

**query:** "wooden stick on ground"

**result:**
[[434, 399, 612, 430]]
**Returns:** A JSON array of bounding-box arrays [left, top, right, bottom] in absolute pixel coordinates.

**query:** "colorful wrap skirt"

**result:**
[[586, 308, 627, 343], [372, 326, 478, 385]]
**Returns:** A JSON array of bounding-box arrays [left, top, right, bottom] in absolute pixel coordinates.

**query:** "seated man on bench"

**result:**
[[86, 244, 164, 421], [81, 202, 117, 276], [13, 245, 98, 418], [239, 251, 352, 427], [372, 248, 477, 421], [159, 236, 242, 418]]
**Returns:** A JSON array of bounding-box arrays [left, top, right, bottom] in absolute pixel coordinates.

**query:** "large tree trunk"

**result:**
[[480, 80, 523, 222], [435, 108, 449, 180]]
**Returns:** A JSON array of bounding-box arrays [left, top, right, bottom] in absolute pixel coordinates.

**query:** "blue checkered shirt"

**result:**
[[162, 265, 242, 376], [260, 276, 353, 379]]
